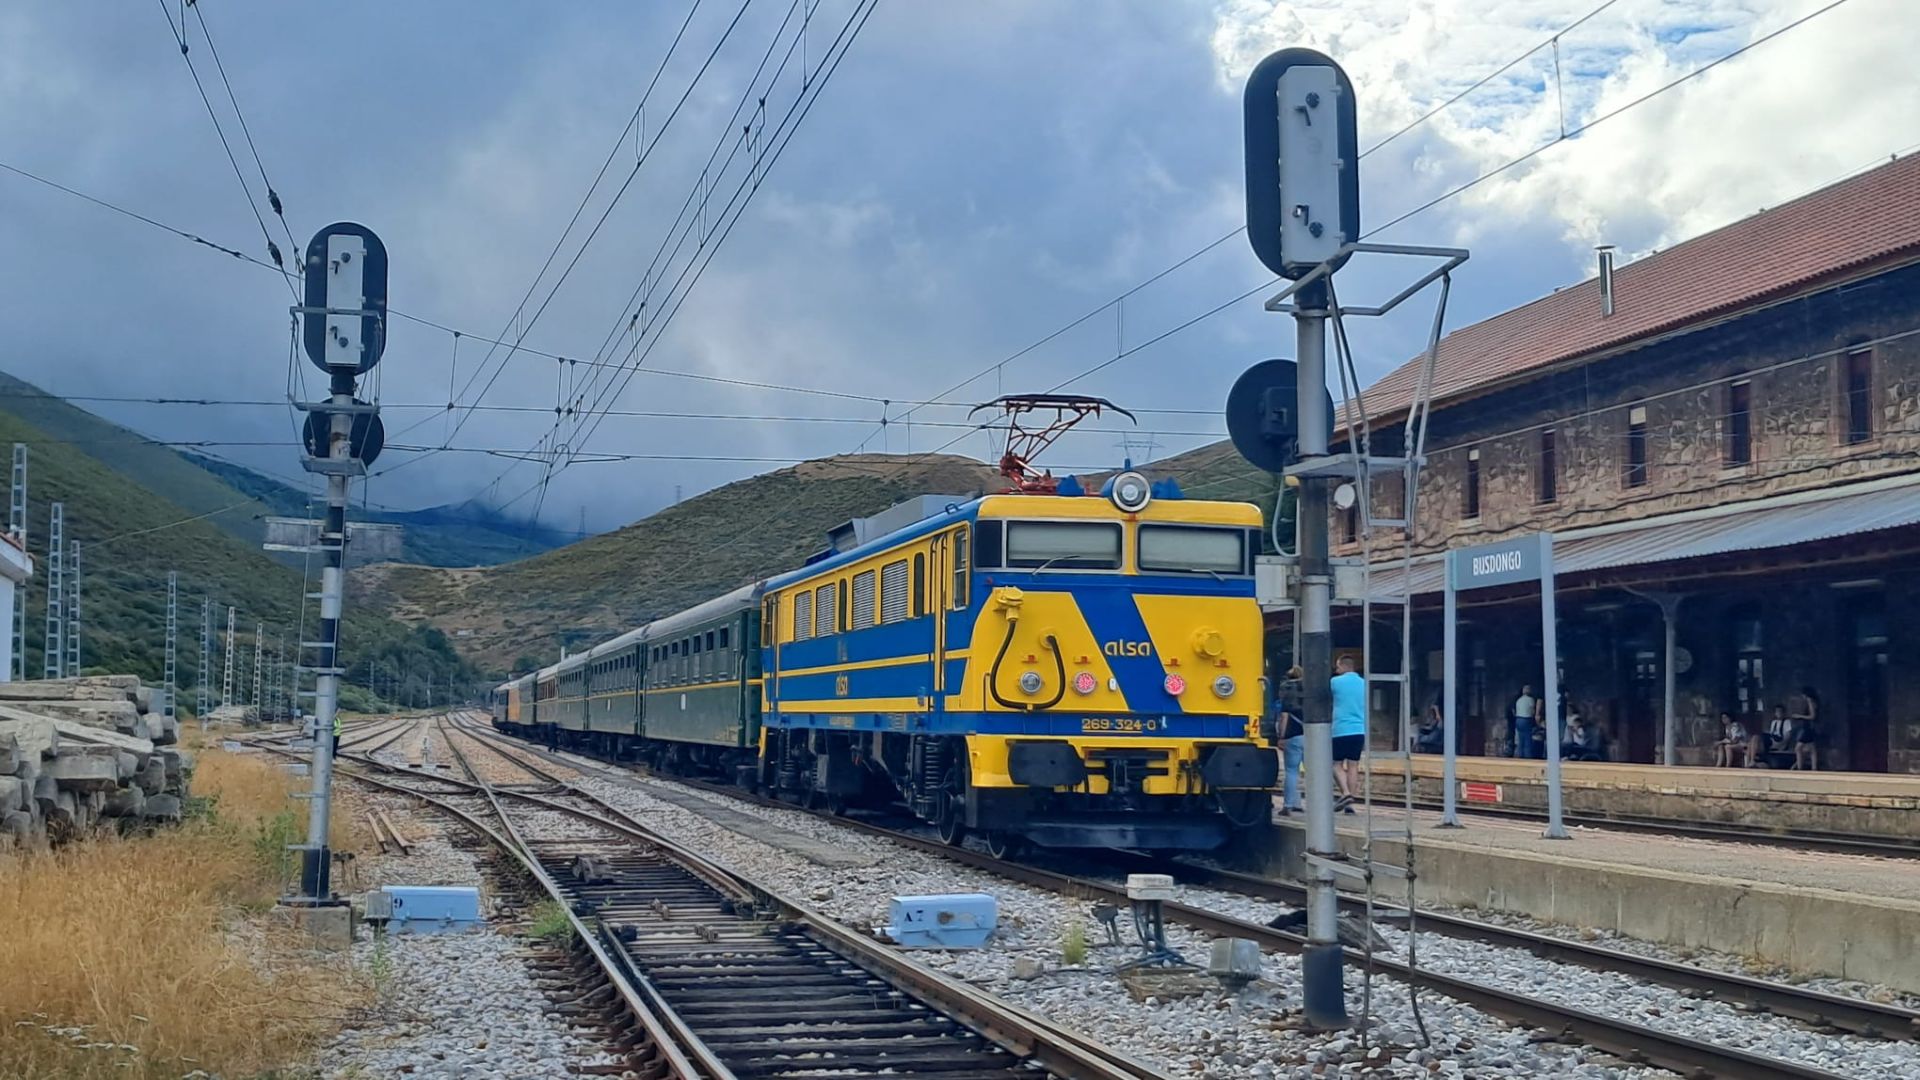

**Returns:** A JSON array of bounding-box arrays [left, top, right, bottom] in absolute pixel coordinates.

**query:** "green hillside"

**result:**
[[0, 403, 483, 706], [359, 453, 1002, 670], [183, 451, 576, 567]]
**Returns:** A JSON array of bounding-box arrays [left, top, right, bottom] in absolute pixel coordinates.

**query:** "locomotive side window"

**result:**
[[912, 555, 926, 618], [1138, 524, 1250, 575], [951, 527, 970, 609], [1005, 521, 1122, 569]]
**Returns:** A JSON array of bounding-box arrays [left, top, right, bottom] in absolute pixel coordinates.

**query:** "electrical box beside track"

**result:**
[[884, 893, 998, 949]]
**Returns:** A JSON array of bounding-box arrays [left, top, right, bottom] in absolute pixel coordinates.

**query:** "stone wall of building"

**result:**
[[1335, 260, 1920, 559]]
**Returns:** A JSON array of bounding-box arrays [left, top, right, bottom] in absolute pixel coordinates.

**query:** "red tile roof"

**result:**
[[1362, 153, 1920, 422]]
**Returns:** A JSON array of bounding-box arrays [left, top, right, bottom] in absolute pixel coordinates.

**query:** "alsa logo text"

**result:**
[[1102, 640, 1153, 657]]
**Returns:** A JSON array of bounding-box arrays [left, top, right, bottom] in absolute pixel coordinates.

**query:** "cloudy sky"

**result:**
[[1, 0, 1913, 532]]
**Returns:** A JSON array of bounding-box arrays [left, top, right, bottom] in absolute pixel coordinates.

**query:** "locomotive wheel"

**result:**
[[984, 830, 1024, 860], [934, 763, 968, 846]]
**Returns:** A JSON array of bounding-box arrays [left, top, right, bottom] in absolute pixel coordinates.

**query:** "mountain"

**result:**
[[0, 372, 484, 705], [355, 453, 1002, 670], [182, 452, 576, 567]]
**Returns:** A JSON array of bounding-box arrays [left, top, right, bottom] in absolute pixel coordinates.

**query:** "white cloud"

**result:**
[[1207, 0, 1920, 261]]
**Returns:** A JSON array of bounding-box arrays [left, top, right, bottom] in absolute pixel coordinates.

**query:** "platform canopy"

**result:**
[[1372, 472, 1920, 600]]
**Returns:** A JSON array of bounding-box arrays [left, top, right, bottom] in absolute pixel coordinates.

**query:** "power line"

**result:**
[[442, 0, 757, 455], [186, 0, 301, 264], [152, 0, 293, 290]]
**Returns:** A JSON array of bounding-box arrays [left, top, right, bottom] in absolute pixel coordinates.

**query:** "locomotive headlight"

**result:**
[[1164, 673, 1187, 696], [1019, 670, 1045, 695], [1212, 675, 1236, 698], [1110, 470, 1152, 513], [1072, 671, 1098, 695]]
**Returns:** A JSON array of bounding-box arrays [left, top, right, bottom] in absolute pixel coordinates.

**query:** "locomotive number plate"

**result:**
[[1081, 717, 1152, 733]]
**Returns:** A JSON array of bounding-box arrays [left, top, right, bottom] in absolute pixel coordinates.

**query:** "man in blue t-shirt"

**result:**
[[1331, 655, 1366, 813]]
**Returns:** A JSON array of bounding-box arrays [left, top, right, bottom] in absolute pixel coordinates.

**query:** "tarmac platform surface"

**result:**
[[1380, 755, 1920, 840], [1255, 804, 1920, 992]]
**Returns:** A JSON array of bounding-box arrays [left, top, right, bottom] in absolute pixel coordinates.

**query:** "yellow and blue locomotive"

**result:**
[[494, 472, 1276, 852]]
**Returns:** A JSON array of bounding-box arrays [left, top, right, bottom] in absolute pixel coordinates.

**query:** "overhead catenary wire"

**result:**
[[186, 0, 301, 266], [152, 0, 295, 294]]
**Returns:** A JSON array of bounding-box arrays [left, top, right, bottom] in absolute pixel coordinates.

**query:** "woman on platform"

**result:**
[[1791, 687, 1821, 770]]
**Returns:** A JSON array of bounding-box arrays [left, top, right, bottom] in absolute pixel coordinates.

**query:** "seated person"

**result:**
[[1748, 705, 1795, 768], [1714, 711, 1747, 767], [1414, 704, 1445, 754], [1561, 711, 1603, 761]]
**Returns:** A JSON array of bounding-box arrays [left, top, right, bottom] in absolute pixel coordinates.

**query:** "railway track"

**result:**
[[466, 717, 1918, 1080], [298, 713, 1166, 1079]]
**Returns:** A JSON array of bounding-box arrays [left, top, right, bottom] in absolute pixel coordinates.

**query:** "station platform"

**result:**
[[1242, 805, 1920, 993], [1371, 755, 1920, 842]]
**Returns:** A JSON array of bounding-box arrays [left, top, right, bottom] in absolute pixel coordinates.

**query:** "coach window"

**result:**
[[912, 554, 926, 618], [951, 527, 970, 609]]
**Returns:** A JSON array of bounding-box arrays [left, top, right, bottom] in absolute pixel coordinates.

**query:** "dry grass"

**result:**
[[0, 747, 372, 1079]]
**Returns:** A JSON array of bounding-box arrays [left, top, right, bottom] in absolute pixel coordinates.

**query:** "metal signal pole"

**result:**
[[289, 222, 389, 909], [9, 444, 25, 681], [1242, 48, 1362, 1029], [43, 502, 63, 679]]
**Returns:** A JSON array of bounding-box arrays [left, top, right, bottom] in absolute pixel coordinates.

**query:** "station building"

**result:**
[[1318, 154, 1920, 773]]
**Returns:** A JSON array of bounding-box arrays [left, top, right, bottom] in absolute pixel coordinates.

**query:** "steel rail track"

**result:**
[[467, 721, 1887, 1080], [330, 716, 1165, 1080]]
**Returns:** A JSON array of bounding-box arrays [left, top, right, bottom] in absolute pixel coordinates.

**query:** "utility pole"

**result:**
[[288, 222, 389, 913], [164, 571, 178, 729], [273, 631, 286, 723], [198, 597, 211, 726], [222, 606, 236, 712], [66, 541, 80, 676], [9, 444, 25, 682], [251, 621, 265, 715], [1241, 49, 1362, 1029], [43, 502, 63, 679]]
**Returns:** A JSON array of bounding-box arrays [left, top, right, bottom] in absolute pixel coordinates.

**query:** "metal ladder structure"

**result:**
[[1268, 241, 1467, 1043]]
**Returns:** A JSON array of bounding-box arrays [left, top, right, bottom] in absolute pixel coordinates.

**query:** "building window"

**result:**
[[1340, 501, 1358, 543], [1727, 605, 1764, 716], [1463, 447, 1481, 519], [1724, 381, 1751, 466], [1623, 405, 1648, 488], [1536, 429, 1557, 504], [1844, 348, 1874, 444]]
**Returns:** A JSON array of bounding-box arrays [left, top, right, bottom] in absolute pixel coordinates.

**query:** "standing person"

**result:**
[[1331, 655, 1366, 813], [1511, 684, 1539, 759], [1791, 687, 1821, 770], [1273, 665, 1306, 816]]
